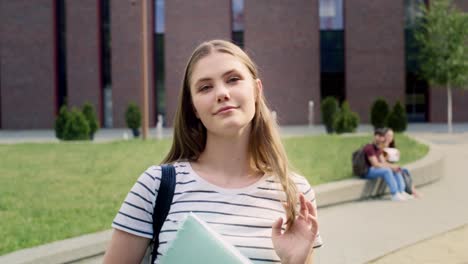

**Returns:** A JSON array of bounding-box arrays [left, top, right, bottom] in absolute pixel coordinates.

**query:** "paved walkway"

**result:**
[[315, 132, 468, 264], [1, 123, 468, 143], [369, 224, 468, 264]]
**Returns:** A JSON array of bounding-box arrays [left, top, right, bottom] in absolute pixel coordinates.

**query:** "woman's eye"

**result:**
[[228, 76, 240, 83], [199, 85, 211, 92]]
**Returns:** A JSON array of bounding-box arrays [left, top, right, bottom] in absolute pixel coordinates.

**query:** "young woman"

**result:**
[[362, 128, 409, 202], [103, 40, 323, 264], [384, 129, 422, 198]]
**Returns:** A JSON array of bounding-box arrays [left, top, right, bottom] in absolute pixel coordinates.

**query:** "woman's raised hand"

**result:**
[[271, 193, 319, 264]]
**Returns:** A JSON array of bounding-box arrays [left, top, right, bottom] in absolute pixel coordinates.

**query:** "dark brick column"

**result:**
[[111, 0, 154, 128], [0, 0, 56, 129], [345, 0, 406, 123], [165, 0, 231, 126], [65, 0, 101, 122], [244, 0, 321, 125]]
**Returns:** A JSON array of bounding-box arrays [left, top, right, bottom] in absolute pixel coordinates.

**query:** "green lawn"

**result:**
[[0, 134, 428, 255]]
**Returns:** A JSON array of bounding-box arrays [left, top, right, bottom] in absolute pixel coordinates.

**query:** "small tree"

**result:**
[[125, 103, 142, 138], [55, 105, 70, 140], [334, 101, 360, 134], [370, 98, 390, 129], [82, 103, 99, 140], [388, 101, 408, 133], [414, 0, 468, 133], [63, 108, 90, 141], [321, 96, 339, 134]]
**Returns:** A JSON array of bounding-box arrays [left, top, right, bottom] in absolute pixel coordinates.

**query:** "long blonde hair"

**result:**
[[162, 40, 299, 226]]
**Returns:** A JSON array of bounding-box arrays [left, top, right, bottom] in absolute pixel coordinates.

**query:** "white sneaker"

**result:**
[[391, 193, 407, 202], [401, 192, 414, 200]]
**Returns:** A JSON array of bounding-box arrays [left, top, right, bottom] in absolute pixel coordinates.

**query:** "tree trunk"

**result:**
[[447, 84, 453, 133]]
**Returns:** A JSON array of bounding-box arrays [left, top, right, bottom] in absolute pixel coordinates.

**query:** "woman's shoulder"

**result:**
[[290, 173, 316, 197], [134, 161, 192, 193], [141, 161, 191, 179]]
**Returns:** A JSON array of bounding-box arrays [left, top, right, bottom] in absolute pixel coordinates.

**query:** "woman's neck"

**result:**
[[193, 126, 262, 188]]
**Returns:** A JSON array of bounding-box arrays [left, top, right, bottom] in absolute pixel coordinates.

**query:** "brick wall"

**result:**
[[66, 0, 102, 123], [345, 0, 406, 123], [244, 0, 321, 125], [0, 0, 56, 129], [111, 0, 154, 128]]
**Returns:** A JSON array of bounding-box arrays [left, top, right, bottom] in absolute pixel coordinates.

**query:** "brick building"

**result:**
[[0, 0, 467, 129]]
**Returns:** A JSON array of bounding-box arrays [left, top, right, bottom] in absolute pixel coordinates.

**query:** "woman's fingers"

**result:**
[[305, 200, 319, 238], [305, 199, 317, 218], [307, 214, 319, 239], [299, 193, 309, 218], [272, 217, 284, 238]]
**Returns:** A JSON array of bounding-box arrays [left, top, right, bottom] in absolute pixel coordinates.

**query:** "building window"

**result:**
[[319, 0, 345, 103], [319, 0, 344, 30], [100, 0, 112, 128], [154, 0, 165, 124], [405, 0, 428, 122], [56, 0, 67, 111], [232, 0, 244, 48]]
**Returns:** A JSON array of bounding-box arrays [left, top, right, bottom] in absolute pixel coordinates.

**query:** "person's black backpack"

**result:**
[[141, 164, 176, 264], [352, 146, 369, 177]]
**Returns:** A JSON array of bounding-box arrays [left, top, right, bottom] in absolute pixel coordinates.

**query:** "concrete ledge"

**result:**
[[0, 230, 111, 264], [315, 136, 444, 207], [0, 136, 444, 263]]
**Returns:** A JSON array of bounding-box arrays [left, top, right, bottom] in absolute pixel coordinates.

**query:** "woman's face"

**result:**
[[189, 52, 260, 137], [385, 130, 394, 147]]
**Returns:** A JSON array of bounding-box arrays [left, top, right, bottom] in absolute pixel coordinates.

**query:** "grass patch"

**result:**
[[285, 134, 429, 185], [0, 134, 428, 255]]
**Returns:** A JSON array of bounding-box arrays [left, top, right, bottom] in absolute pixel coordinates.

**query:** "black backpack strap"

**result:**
[[151, 164, 176, 264]]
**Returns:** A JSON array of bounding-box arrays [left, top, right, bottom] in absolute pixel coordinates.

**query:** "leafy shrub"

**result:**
[[82, 103, 99, 139], [55, 106, 70, 140], [63, 108, 90, 141], [125, 103, 141, 130], [370, 98, 389, 129], [334, 101, 360, 134], [321, 96, 339, 134], [387, 101, 408, 132]]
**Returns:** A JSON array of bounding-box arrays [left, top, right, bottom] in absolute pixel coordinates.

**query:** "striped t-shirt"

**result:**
[[112, 161, 323, 263]]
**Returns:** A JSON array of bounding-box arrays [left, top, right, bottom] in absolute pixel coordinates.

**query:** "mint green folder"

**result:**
[[159, 213, 252, 264]]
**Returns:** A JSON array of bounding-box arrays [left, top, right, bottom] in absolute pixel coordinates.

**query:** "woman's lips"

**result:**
[[214, 106, 238, 115]]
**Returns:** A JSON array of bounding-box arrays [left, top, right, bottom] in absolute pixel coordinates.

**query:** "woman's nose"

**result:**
[[216, 84, 230, 102]]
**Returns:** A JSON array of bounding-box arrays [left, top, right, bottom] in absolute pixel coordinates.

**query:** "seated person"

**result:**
[[384, 128, 422, 198], [363, 128, 411, 201]]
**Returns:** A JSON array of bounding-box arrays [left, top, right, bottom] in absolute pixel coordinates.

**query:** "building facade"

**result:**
[[0, 0, 467, 129]]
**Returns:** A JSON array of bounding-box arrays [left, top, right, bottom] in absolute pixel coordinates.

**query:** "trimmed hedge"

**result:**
[[321, 96, 339, 134], [388, 101, 408, 132], [370, 98, 389, 129], [125, 103, 142, 130], [82, 103, 99, 139], [55, 106, 70, 140], [334, 101, 360, 134], [63, 108, 90, 141]]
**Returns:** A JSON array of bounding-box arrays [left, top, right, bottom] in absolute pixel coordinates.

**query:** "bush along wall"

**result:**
[[82, 103, 99, 140], [388, 101, 408, 132], [55, 104, 98, 141], [370, 98, 389, 130], [63, 108, 90, 141], [321, 96, 340, 134], [334, 101, 360, 134], [125, 103, 142, 138]]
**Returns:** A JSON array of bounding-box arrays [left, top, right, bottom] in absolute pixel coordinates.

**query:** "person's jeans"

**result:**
[[365, 167, 406, 195]]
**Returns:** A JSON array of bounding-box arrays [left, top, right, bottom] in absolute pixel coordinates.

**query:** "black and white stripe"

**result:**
[[112, 161, 324, 263]]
